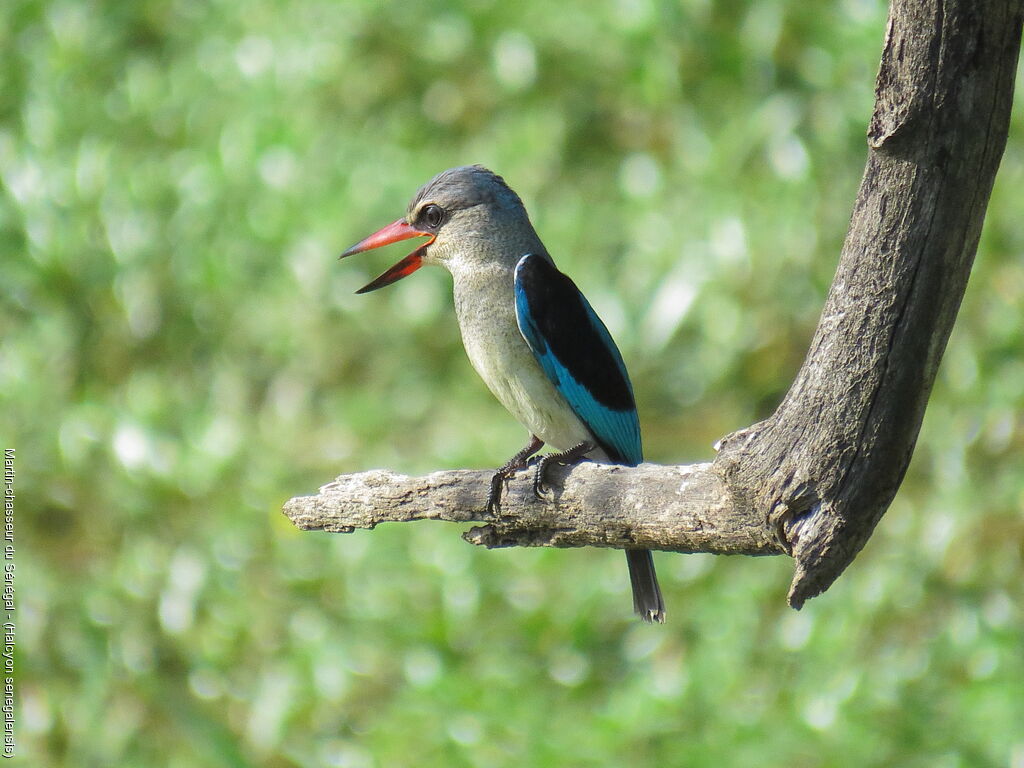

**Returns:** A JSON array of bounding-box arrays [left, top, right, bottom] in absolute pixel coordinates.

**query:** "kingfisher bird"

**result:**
[[339, 165, 665, 623]]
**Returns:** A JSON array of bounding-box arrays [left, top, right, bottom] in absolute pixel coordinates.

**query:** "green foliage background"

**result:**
[[2, 0, 1022, 765]]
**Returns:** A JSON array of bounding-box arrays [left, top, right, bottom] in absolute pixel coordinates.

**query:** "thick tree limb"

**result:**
[[285, 0, 1022, 608], [715, 0, 1023, 607], [284, 463, 781, 555]]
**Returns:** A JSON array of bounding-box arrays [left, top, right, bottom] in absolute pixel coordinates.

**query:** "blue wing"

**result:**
[[514, 253, 642, 466]]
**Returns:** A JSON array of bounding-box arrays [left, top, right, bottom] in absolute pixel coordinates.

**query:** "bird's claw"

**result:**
[[532, 441, 595, 502], [532, 471, 554, 501], [486, 470, 511, 516], [486, 436, 545, 515]]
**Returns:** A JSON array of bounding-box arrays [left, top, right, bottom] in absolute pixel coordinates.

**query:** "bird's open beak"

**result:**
[[339, 218, 435, 294]]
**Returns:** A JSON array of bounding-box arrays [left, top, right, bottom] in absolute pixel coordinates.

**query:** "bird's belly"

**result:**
[[460, 317, 592, 452]]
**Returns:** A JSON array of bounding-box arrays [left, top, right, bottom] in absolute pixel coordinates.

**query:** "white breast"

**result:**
[[450, 263, 594, 452]]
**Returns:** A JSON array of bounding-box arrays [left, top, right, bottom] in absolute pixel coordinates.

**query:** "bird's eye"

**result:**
[[420, 204, 444, 229]]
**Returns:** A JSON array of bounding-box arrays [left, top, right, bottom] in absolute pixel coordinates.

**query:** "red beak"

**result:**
[[339, 218, 434, 294]]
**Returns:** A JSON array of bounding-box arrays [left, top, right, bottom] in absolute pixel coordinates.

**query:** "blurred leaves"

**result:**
[[2, 0, 1023, 766]]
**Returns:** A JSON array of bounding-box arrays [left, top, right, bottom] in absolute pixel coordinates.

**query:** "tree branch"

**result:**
[[715, 0, 1023, 607], [284, 0, 1022, 608], [283, 463, 782, 555]]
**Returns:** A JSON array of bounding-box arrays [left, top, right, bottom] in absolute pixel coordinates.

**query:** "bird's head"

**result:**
[[339, 165, 539, 293]]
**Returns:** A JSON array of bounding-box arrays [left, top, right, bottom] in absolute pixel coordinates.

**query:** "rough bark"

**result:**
[[715, 0, 1023, 607], [284, 0, 1022, 608], [284, 463, 781, 555]]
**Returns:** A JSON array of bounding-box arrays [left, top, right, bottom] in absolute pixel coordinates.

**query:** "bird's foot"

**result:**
[[486, 472, 510, 516], [533, 441, 596, 501], [486, 436, 544, 515]]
